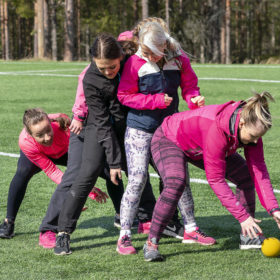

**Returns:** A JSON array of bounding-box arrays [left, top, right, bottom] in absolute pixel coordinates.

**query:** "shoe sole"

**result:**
[[0, 233, 15, 239], [162, 229, 183, 240], [144, 256, 164, 262], [182, 240, 216, 245], [239, 244, 261, 250], [116, 247, 137, 255], [54, 250, 72, 255]]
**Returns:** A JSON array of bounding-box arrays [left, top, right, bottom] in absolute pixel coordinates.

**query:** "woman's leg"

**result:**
[[120, 127, 153, 232], [39, 132, 84, 233], [0, 151, 41, 238]]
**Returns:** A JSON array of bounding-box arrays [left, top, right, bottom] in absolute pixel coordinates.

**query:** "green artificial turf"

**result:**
[[0, 61, 280, 279]]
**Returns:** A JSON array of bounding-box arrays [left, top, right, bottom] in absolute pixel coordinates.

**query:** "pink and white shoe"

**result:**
[[116, 235, 137, 255], [182, 227, 216, 245], [138, 221, 151, 234], [39, 231, 56, 249]]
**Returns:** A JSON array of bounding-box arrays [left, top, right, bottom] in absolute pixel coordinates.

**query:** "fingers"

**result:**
[[110, 168, 122, 185], [164, 94, 173, 106], [191, 96, 205, 107]]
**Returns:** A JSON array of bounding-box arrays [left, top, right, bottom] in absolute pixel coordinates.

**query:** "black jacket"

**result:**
[[83, 61, 126, 168]]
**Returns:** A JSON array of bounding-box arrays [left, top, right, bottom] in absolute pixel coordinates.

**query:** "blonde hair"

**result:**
[[241, 91, 275, 130], [138, 21, 181, 56]]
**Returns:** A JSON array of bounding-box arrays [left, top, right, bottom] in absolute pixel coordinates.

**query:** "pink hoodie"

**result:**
[[19, 114, 70, 184], [161, 101, 279, 222]]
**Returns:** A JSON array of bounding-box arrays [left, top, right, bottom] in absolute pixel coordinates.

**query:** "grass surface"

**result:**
[[0, 62, 280, 279]]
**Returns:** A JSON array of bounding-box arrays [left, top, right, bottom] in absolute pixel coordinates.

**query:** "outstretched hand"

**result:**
[[89, 187, 109, 204], [272, 211, 280, 230], [240, 216, 262, 239]]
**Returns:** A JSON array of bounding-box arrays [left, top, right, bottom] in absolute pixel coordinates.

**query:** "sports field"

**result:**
[[0, 61, 280, 280]]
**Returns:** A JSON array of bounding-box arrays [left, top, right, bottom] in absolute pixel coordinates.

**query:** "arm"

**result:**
[[117, 57, 166, 110], [245, 138, 279, 214], [19, 140, 63, 184], [179, 55, 202, 110], [203, 127, 250, 223], [72, 65, 90, 122]]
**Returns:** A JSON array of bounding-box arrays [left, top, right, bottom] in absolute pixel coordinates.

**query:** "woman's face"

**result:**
[[238, 119, 267, 145], [94, 58, 121, 79], [29, 118, 54, 146], [141, 44, 165, 63]]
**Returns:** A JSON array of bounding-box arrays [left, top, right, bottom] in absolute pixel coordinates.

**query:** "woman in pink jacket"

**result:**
[[143, 91, 280, 261]]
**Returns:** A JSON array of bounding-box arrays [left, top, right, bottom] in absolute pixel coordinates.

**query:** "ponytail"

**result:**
[[49, 114, 70, 131], [241, 91, 275, 130]]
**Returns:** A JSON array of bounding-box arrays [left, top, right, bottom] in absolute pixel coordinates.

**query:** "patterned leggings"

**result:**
[[120, 127, 195, 230], [149, 127, 255, 243]]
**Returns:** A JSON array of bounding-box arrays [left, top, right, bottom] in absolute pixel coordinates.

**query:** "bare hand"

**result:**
[[164, 94, 173, 107], [89, 187, 109, 204], [69, 119, 83, 135], [110, 168, 122, 185], [240, 216, 262, 239], [191, 96, 205, 107], [272, 211, 280, 230]]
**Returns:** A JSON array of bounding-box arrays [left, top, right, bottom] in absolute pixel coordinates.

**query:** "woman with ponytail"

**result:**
[[143, 91, 280, 261], [116, 21, 214, 256]]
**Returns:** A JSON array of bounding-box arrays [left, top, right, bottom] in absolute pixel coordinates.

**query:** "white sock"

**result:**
[[184, 223, 197, 233], [119, 229, 131, 239]]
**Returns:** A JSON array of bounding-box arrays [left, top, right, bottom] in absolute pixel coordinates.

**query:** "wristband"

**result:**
[[269, 208, 280, 215]]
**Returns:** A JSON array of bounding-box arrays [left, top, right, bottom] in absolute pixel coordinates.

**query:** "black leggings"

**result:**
[[58, 124, 155, 233], [6, 150, 68, 222]]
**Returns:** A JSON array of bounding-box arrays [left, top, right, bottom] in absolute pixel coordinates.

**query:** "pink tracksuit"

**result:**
[[19, 114, 70, 184]]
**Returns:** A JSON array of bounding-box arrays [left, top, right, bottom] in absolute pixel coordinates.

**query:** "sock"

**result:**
[[119, 229, 131, 239], [184, 223, 197, 233]]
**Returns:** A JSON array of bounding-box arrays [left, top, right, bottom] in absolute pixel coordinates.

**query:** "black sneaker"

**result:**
[[239, 232, 265, 250], [54, 233, 72, 255], [114, 214, 138, 229], [0, 219, 15, 239], [162, 219, 184, 239], [143, 238, 164, 262]]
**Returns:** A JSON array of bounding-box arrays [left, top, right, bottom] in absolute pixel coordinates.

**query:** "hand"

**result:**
[[89, 187, 109, 204], [69, 119, 83, 135], [272, 211, 280, 230], [191, 96, 205, 107], [240, 216, 262, 239], [110, 168, 122, 185], [164, 94, 173, 107]]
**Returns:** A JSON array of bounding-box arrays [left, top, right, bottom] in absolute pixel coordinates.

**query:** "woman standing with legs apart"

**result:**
[[144, 92, 280, 261], [116, 21, 215, 255]]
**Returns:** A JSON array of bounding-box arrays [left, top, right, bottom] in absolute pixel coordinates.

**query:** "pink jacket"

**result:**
[[161, 101, 279, 222], [19, 114, 70, 184], [72, 65, 90, 121]]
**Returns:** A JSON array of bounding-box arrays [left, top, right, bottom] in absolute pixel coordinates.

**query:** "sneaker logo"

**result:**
[[186, 235, 199, 241], [166, 225, 176, 232]]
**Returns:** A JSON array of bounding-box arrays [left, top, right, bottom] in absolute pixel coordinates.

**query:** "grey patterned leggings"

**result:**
[[120, 127, 195, 231]]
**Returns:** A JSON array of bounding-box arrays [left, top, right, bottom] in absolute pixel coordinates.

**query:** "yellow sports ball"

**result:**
[[261, 237, 280, 257]]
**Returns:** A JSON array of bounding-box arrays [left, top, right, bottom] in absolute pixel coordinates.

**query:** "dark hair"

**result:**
[[89, 33, 123, 59], [23, 108, 49, 135]]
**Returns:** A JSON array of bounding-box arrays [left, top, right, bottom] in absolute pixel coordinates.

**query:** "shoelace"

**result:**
[[147, 241, 158, 251], [195, 229, 209, 238], [57, 235, 68, 247], [121, 236, 132, 247]]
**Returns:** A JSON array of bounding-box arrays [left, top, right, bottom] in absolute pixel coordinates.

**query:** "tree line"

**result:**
[[0, 0, 279, 63]]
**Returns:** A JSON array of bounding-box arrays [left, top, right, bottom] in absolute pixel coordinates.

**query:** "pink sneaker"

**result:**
[[138, 221, 151, 234], [182, 227, 216, 245], [39, 231, 56, 249], [116, 235, 137, 255]]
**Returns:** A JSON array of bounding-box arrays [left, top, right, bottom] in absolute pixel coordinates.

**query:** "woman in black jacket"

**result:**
[[53, 34, 156, 255]]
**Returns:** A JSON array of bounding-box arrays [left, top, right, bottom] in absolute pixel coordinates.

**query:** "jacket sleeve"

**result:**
[[19, 139, 63, 184], [83, 82, 122, 168], [72, 65, 90, 121], [117, 57, 166, 110], [245, 138, 279, 214], [203, 126, 250, 223], [179, 54, 201, 110]]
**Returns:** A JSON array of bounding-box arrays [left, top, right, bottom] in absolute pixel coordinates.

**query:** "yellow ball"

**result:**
[[261, 237, 280, 257]]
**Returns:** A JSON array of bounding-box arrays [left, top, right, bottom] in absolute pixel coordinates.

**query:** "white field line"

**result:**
[[1, 151, 280, 194], [1, 70, 280, 83], [193, 65, 280, 68]]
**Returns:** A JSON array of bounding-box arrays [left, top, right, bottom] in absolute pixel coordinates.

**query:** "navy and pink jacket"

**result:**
[[117, 48, 200, 132], [161, 101, 279, 222]]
